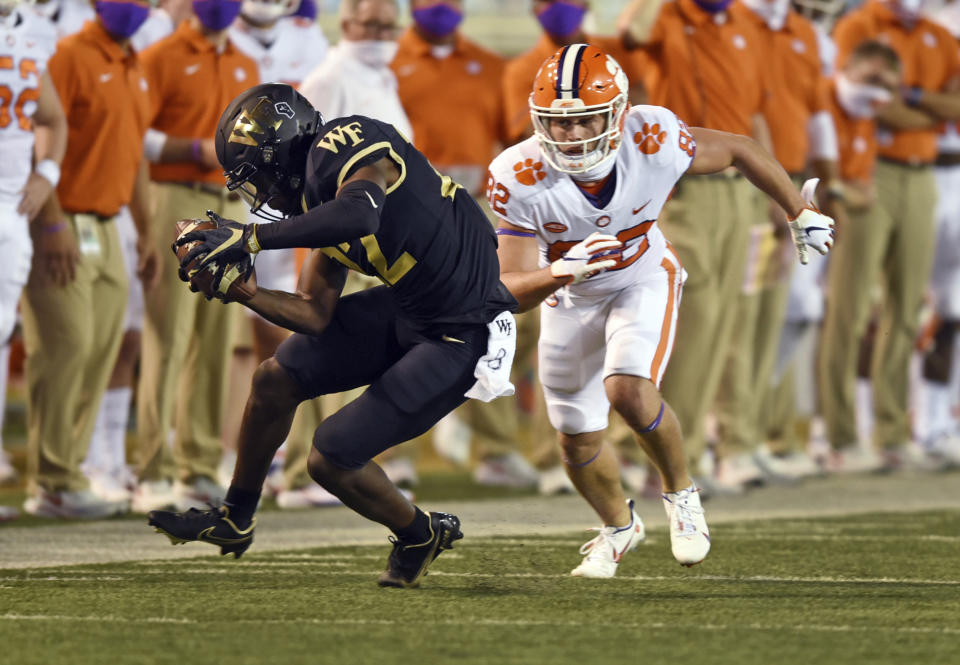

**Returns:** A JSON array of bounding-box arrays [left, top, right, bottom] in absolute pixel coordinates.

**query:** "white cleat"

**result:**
[[23, 488, 128, 519], [571, 499, 646, 579], [663, 485, 710, 567], [131, 479, 177, 514], [173, 477, 226, 511]]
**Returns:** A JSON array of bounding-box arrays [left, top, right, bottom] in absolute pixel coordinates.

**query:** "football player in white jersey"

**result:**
[[0, 0, 68, 520], [489, 44, 834, 577]]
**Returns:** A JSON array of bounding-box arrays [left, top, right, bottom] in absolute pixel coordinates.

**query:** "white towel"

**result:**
[[464, 311, 517, 402]]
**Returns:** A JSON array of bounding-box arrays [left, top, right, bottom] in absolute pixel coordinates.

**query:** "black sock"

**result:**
[[392, 506, 431, 543], [224, 486, 260, 530]]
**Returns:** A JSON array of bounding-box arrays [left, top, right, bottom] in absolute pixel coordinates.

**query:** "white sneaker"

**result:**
[[432, 412, 472, 467], [825, 446, 883, 474], [174, 477, 226, 511], [538, 464, 575, 495], [926, 434, 960, 468], [753, 444, 820, 481], [0, 450, 17, 486], [881, 442, 949, 473], [380, 457, 420, 488], [23, 488, 127, 519], [473, 452, 539, 489], [0, 505, 18, 522], [276, 484, 343, 509], [131, 479, 177, 513], [89, 473, 133, 503], [662, 485, 710, 567], [571, 499, 646, 578]]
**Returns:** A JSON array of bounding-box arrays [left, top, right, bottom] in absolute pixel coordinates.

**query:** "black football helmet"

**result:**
[[215, 83, 322, 220]]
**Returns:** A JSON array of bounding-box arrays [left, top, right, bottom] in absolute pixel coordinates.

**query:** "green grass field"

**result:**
[[2, 510, 957, 665]]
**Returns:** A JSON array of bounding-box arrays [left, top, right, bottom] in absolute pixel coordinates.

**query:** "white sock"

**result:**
[[0, 344, 9, 448], [104, 387, 132, 480], [84, 392, 112, 479]]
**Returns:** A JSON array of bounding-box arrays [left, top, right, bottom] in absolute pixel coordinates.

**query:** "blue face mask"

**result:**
[[693, 0, 734, 12], [536, 1, 586, 39], [412, 3, 462, 38], [95, 0, 150, 39]]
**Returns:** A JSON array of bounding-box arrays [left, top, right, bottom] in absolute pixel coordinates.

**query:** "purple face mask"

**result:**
[[693, 0, 735, 12], [95, 0, 150, 39], [292, 0, 315, 20], [536, 1, 586, 38], [412, 3, 463, 38], [193, 0, 242, 31]]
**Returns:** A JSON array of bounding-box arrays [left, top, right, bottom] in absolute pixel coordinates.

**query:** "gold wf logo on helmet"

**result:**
[[229, 98, 283, 146]]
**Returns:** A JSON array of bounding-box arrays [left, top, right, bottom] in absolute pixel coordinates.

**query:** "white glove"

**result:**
[[788, 178, 835, 265], [550, 232, 623, 284]]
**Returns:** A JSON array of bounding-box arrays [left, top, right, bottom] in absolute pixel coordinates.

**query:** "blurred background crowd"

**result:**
[[0, 0, 957, 522]]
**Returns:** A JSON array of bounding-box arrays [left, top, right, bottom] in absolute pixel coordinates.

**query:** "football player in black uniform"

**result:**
[[148, 83, 517, 588]]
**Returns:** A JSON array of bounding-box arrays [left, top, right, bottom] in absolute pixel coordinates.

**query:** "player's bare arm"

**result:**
[[688, 127, 835, 263], [907, 73, 960, 121], [19, 70, 66, 221], [618, 0, 668, 48], [497, 221, 622, 313], [243, 250, 347, 336]]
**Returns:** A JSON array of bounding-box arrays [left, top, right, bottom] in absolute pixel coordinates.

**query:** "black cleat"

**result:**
[[378, 511, 463, 588], [147, 504, 256, 559]]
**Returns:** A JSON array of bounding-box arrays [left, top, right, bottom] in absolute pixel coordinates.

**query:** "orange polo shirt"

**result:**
[[140, 21, 259, 185], [735, 6, 830, 172], [834, 0, 960, 164], [391, 29, 505, 170], [47, 21, 151, 217], [501, 33, 643, 144], [640, 0, 768, 135], [826, 81, 877, 183]]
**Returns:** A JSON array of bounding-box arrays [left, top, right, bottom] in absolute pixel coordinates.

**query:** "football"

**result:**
[[173, 218, 257, 302]]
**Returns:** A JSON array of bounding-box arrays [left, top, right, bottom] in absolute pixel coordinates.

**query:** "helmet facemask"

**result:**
[[531, 96, 628, 176]]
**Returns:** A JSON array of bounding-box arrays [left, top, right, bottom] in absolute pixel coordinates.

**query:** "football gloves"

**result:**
[[550, 232, 623, 284], [175, 210, 260, 272], [788, 178, 835, 265]]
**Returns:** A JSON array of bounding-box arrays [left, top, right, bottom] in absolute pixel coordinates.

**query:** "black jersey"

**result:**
[[303, 115, 516, 330]]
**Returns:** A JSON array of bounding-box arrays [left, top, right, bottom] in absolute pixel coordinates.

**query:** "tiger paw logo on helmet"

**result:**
[[514, 159, 546, 186], [634, 123, 667, 155]]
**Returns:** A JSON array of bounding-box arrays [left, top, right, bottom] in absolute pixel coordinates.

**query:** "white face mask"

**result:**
[[340, 39, 399, 68], [241, 0, 291, 26], [32, 0, 61, 19], [835, 72, 893, 119], [742, 0, 790, 30]]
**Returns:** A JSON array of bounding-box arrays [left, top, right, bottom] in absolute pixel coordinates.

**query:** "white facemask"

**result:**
[[241, 0, 291, 26], [742, 0, 790, 30], [340, 39, 399, 68], [835, 72, 893, 119], [32, 0, 61, 19]]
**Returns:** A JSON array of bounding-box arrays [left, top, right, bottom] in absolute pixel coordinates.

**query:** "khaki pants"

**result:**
[[22, 214, 127, 492], [819, 161, 937, 449], [658, 175, 754, 470], [716, 190, 794, 456], [137, 183, 246, 483]]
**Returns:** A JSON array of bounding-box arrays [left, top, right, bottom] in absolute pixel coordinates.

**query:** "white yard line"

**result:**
[[2, 612, 958, 635]]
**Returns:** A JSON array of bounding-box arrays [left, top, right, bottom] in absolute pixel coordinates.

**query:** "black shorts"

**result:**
[[274, 287, 488, 469]]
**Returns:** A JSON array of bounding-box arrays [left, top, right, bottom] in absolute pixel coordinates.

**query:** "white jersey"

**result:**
[[488, 105, 695, 297], [229, 17, 327, 85], [0, 9, 57, 203], [299, 41, 413, 141]]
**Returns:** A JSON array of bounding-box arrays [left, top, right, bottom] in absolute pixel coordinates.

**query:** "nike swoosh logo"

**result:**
[[441, 335, 465, 344], [202, 227, 244, 264], [364, 190, 378, 209], [632, 200, 651, 215], [198, 526, 250, 545], [185, 64, 201, 75]]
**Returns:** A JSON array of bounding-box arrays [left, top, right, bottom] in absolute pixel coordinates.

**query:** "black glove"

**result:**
[[175, 210, 258, 276]]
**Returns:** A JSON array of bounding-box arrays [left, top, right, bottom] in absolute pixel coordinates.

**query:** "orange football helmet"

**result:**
[[529, 43, 630, 175]]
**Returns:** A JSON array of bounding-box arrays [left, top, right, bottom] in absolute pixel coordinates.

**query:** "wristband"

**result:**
[[245, 224, 261, 253], [35, 159, 60, 188], [190, 139, 202, 163], [40, 221, 67, 233], [904, 86, 924, 107]]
